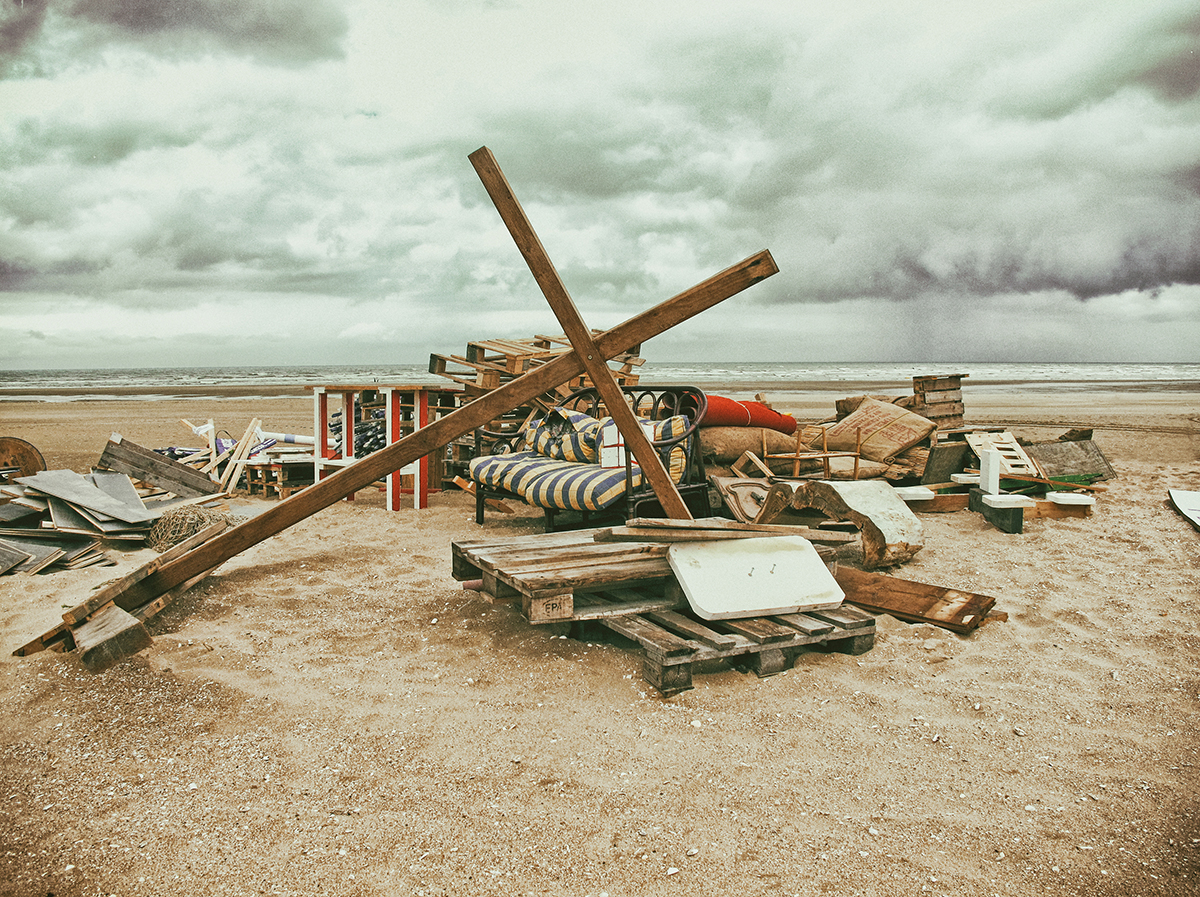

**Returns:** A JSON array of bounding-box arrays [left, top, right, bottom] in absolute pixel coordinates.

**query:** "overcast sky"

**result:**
[[2, 0, 1199, 370]]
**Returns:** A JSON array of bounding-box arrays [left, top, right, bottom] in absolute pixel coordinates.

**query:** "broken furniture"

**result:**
[[451, 527, 875, 694], [469, 385, 711, 531], [309, 384, 462, 510]]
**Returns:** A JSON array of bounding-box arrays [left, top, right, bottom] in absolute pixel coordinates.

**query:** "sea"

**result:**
[[1, 362, 1198, 401]]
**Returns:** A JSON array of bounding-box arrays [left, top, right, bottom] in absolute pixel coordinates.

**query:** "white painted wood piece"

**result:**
[[667, 536, 844, 621], [982, 494, 1037, 509], [979, 448, 1002, 495], [951, 473, 980, 485], [965, 431, 1042, 477], [893, 486, 936, 502], [1046, 491, 1096, 506]]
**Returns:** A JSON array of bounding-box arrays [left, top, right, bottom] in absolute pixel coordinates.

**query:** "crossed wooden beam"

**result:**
[[17, 147, 778, 667]]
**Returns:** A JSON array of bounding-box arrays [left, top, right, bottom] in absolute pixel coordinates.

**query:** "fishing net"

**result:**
[[147, 506, 236, 552]]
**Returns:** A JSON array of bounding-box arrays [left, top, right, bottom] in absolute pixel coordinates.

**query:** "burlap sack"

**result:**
[[812, 397, 935, 462], [699, 427, 798, 465]]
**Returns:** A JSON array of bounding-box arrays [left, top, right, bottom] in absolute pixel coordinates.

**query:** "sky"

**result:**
[[1, 0, 1199, 370]]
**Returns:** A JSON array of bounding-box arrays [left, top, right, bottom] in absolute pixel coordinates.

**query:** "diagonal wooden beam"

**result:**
[[469, 146, 691, 518]]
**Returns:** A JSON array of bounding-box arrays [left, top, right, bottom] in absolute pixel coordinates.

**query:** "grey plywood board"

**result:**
[[1024, 440, 1115, 481], [15, 470, 155, 524], [667, 536, 844, 621]]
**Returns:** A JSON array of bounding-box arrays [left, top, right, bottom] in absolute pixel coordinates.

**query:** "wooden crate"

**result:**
[[912, 373, 968, 430]]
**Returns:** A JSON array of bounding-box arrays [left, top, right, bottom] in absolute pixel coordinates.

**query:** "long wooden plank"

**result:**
[[644, 609, 739, 648], [501, 556, 673, 597], [469, 146, 691, 520], [597, 614, 698, 658], [833, 566, 995, 633], [60, 521, 229, 625], [60, 170, 775, 618]]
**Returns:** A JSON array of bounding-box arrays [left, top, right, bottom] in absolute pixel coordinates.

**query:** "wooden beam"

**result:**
[[469, 146, 690, 519]]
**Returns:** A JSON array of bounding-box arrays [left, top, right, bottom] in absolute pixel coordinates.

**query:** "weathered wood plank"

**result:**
[[73, 604, 152, 672], [834, 566, 995, 634], [97, 435, 219, 498]]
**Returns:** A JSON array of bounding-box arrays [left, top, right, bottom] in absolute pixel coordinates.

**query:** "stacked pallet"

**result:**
[[451, 525, 875, 695], [911, 373, 968, 431], [431, 332, 644, 430]]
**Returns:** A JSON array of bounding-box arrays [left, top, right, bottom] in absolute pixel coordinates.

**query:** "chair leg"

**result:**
[[475, 486, 485, 525]]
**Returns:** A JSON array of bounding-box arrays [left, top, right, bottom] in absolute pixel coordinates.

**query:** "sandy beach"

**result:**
[[1, 382, 1198, 896]]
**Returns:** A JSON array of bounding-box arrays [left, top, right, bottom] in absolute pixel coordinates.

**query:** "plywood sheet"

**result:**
[[667, 536, 843, 621]]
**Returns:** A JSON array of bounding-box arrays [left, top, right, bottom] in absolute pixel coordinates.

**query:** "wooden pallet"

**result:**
[[453, 529, 677, 622], [965, 431, 1042, 477], [588, 602, 875, 694], [451, 529, 876, 694]]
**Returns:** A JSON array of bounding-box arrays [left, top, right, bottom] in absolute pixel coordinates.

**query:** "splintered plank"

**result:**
[[833, 566, 995, 634]]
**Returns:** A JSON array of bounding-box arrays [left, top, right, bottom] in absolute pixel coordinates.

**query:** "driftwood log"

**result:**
[[790, 479, 924, 569]]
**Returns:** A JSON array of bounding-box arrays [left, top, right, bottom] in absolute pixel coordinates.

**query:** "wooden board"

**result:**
[[833, 566, 996, 633], [667, 536, 843, 620], [1024, 439, 1115, 482], [15, 470, 155, 524], [920, 441, 970, 485], [0, 539, 33, 575], [97, 435, 220, 497]]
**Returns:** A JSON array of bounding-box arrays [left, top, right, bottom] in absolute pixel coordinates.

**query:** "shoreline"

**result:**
[[1, 377, 1198, 402]]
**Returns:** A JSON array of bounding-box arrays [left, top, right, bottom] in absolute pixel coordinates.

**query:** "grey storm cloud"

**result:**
[[1, 0, 1199, 368], [0, 0, 347, 71]]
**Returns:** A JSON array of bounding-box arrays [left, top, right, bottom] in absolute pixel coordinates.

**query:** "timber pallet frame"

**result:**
[[451, 528, 875, 695], [584, 604, 875, 695]]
